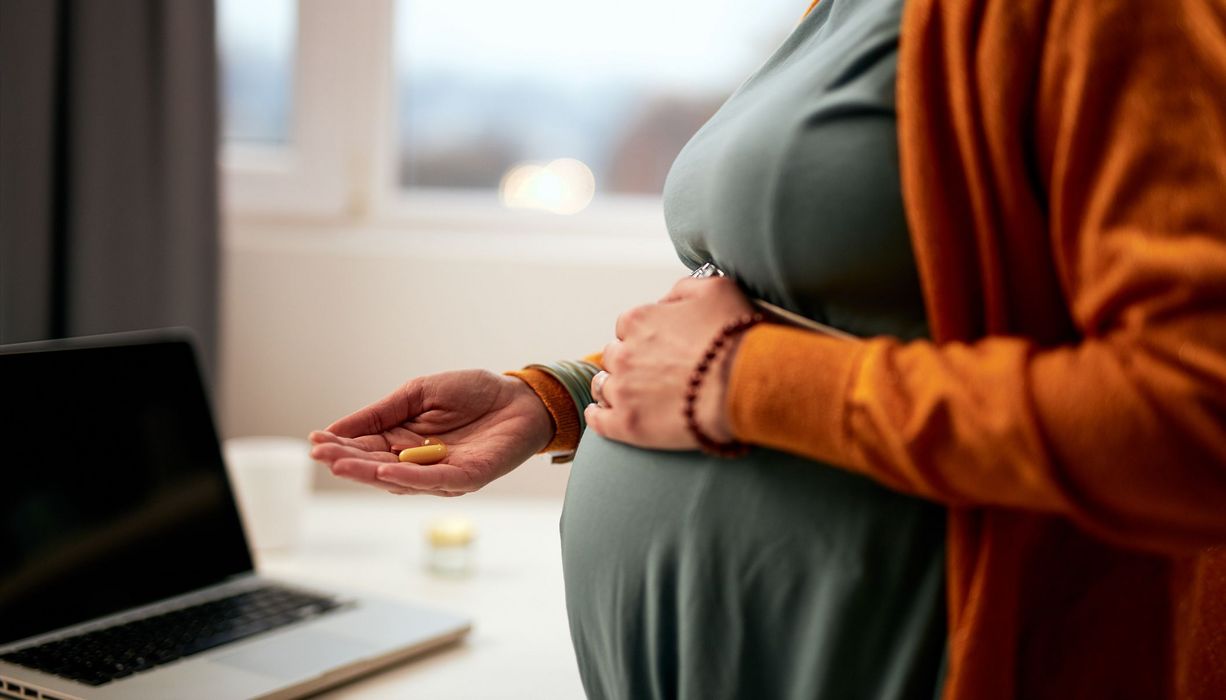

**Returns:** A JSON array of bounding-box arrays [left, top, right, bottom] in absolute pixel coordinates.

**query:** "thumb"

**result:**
[[326, 381, 425, 438]]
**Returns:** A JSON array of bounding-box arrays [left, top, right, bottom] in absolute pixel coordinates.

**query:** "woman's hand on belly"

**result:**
[[586, 275, 755, 450], [309, 370, 554, 496]]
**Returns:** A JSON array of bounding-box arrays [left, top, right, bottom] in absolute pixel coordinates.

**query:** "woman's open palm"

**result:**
[[309, 370, 554, 496]]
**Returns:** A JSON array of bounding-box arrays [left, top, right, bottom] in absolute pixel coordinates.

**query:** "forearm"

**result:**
[[728, 321, 1226, 552]]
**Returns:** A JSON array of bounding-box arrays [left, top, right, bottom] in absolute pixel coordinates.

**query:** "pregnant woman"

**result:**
[[310, 1, 1226, 698]]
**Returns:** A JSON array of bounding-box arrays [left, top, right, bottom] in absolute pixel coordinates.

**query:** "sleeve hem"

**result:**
[[504, 367, 582, 455]]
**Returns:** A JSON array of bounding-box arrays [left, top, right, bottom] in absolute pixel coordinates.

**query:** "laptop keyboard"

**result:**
[[0, 585, 343, 687]]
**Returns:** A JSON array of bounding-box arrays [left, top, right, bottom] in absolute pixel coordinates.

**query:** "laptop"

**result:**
[[0, 330, 471, 700]]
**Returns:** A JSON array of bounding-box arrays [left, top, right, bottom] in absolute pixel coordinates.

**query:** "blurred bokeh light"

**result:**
[[499, 158, 597, 215]]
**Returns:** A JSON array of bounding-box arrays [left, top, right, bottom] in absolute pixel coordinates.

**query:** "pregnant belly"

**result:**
[[559, 432, 946, 699]]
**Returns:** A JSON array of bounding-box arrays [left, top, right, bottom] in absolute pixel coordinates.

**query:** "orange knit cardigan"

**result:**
[[510, 0, 1226, 697]]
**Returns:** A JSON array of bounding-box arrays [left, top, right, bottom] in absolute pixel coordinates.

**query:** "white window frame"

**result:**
[[221, 0, 668, 241]]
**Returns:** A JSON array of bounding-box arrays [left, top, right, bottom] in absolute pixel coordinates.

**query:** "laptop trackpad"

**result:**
[[210, 628, 380, 680]]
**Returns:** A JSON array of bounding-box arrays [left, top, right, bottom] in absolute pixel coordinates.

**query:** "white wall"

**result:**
[[217, 219, 686, 497]]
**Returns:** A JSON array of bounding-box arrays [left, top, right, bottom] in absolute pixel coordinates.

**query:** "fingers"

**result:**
[[370, 479, 462, 497], [584, 401, 642, 446], [311, 441, 398, 464], [385, 487, 464, 497], [617, 277, 736, 339], [374, 462, 475, 493], [615, 295, 671, 340], [600, 340, 626, 374], [309, 430, 391, 452], [584, 403, 620, 443], [313, 440, 471, 495], [584, 388, 691, 451], [614, 305, 650, 341], [325, 382, 424, 438], [329, 455, 452, 495], [325, 455, 400, 489], [659, 276, 711, 303], [383, 485, 434, 496], [311, 442, 404, 492]]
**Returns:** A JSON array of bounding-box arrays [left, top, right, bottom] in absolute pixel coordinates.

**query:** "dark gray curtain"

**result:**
[[1, 0, 220, 378]]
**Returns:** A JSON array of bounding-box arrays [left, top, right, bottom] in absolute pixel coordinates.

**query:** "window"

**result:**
[[219, 0, 806, 223], [218, 0, 296, 146], [395, 0, 802, 214]]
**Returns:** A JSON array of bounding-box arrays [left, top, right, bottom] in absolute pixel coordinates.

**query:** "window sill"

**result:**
[[223, 210, 682, 270]]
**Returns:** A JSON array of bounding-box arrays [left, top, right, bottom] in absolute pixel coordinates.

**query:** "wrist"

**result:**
[[686, 312, 762, 456], [502, 367, 587, 456], [700, 334, 744, 443], [718, 334, 749, 439], [501, 374, 556, 454]]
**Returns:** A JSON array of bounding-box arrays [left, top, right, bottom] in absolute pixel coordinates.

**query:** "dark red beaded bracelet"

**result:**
[[684, 312, 764, 457]]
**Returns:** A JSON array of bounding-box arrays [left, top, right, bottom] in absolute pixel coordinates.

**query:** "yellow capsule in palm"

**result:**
[[399, 439, 448, 465]]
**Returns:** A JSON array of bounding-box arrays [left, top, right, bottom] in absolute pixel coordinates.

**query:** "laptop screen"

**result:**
[[0, 335, 254, 646]]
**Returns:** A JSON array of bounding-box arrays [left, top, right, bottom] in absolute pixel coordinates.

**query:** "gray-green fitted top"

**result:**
[[561, 1, 946, 698]]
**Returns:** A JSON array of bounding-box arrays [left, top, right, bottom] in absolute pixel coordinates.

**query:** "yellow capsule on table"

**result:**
[[399, 440, 448, 465]]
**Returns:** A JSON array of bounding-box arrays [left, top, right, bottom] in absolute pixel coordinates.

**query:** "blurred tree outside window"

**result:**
[[395, 0, 801, 213]]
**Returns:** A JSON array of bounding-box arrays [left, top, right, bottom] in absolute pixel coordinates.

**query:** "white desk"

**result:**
[[255, 492, 584, 699]]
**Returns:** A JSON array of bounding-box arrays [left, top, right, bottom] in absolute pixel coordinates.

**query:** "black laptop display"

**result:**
[[1, 336, 253, 647]]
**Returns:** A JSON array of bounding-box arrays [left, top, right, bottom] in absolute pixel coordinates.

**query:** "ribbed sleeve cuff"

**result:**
[[726, 323, 864, 466], [504, 367, 583, 454]]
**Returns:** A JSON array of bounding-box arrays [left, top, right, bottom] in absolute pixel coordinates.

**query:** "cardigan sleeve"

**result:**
[[727, 0, 1226, 553], [505, 353, 604, 455]]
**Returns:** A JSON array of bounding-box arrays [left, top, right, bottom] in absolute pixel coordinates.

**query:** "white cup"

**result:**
[[223, 436, 313, 551]]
